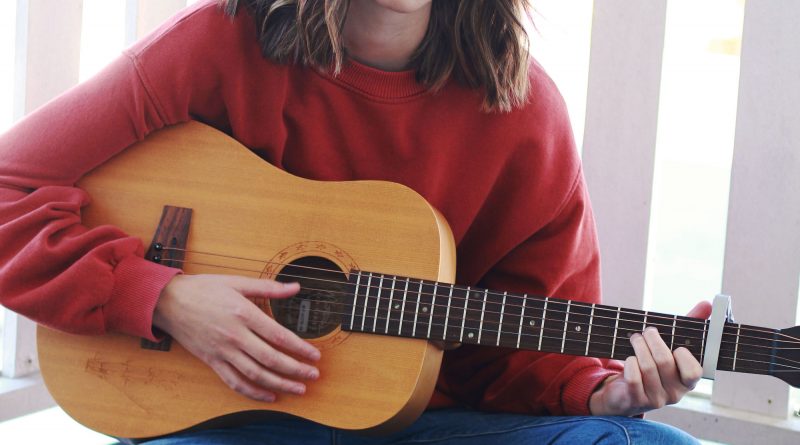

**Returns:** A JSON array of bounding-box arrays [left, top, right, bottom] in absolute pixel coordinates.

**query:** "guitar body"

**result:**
[[37, 122, 456, 439]]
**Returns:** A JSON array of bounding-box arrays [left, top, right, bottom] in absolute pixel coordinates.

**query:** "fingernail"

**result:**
[[308, 368, 319, 380], [262, 394, 275, 403], [292, 384, 306, 395], [309, 349, 321, 361]]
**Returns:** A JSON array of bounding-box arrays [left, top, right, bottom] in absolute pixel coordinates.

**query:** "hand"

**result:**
[[589, 301, 712, 416], [153, 274, 321, 402]]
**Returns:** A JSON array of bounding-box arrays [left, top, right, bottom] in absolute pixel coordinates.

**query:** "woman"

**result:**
[[0, 0, 707, 443]]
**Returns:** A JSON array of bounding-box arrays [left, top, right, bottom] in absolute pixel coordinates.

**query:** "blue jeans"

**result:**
[[138, 409, 698, 444]]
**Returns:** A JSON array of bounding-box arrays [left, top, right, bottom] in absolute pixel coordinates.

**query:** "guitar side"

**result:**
[[37, 122, 456, 439]]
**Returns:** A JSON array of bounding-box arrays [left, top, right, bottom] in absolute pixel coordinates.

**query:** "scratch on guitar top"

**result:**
[[85, 355, 184, 412], [86, 355, 183, 389]]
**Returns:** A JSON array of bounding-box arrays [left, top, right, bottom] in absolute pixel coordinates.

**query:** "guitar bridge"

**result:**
[[141, 205, 193, 352]]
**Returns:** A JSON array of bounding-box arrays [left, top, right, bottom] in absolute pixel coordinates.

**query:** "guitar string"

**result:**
[[167, 256, 719, 333], [270, 280, 793, 354], [162, 248, 800, 344], [170, 257, 798, 348], [259, 299, 800, 372], [161, 247, 718, 327], [272, 284, 800, 369], [165, 257, 800, 348]]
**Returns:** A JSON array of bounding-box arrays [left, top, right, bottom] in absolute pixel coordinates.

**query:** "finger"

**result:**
[[213, 360, 276, 402], [687, 301, 712, 319], [226, 351, 308, 396], [251, 315, 322, 362], [642, 327, 684, 402], [622, 355, 647, 408], [240, 330, 320, 381], [630, 332, 668, 407], [218, 275, 300, 299], [673, 347, 703, 389]]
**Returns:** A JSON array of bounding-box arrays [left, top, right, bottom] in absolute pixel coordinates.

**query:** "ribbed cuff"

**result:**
[[561, 366, 622, 415], [104, 255, 182, 341]]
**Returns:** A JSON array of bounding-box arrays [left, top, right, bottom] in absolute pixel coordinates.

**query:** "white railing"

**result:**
[[583, 1, 800, 443], [0, 0, 191, 422], [0, 1, 798, 443]]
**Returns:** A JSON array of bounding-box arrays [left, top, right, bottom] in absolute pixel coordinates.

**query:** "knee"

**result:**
[[560, 418, 631, 445], [585, 417, 699, 445]]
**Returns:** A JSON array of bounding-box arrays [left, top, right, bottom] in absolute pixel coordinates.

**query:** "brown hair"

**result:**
[[222, 0, 532, 112]]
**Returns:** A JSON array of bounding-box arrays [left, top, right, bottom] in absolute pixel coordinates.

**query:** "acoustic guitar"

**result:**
[[36, 122, 800, 440]]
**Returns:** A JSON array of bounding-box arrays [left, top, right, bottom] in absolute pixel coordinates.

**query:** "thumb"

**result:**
[[219, 275, 300, 299], [687, 300, 712, 319]]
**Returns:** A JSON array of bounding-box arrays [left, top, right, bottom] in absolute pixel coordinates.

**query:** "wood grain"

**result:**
[[37, 122, 456, 439]]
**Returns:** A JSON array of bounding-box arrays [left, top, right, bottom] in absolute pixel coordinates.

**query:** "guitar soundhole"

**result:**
[[272, 256, 349, 339]]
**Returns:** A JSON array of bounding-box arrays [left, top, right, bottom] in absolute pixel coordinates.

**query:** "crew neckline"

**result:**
[[318, 58, 429, 100]]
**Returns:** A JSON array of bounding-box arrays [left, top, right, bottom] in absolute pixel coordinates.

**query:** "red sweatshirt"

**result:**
[[0, 1, 621, 416]]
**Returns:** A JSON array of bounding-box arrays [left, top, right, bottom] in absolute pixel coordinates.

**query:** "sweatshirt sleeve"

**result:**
[[436, 171, 623, 415], [0, 39, 184, 340], [0, 2, 236, 339]]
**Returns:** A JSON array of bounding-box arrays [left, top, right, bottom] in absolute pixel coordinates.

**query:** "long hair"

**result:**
[[221, 0, 532, 112]]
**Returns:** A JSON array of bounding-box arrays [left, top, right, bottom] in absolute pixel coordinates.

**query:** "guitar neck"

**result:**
[[342, 270, 778, 377]]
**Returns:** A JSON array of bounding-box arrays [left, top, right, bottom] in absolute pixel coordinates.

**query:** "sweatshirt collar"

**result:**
[[319, 58, 429, 100]]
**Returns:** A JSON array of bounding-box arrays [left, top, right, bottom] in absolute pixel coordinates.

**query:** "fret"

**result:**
[[585, 304, 616, 358], [497, 291, 507, 346], [643, 311, 649, 330], [585, 304, 595, 356], [733, 323, 741, 371], [360, 272, 373, 331], [479, 289, 503, 346], [672, 316, 705, 362], [398, 277, 410, 336], [670, 315, 677, 350], [611, 307, 621, 358], [613, 308, 647, 360], [717, 323, 773, 375], [538, 297, 549, 351], [502, 293, 527, 349], [364, 272, 383, 333], [477, 289, 488, 344], [516, 294, 527, 349], [411, 279, 423, 338], [517, 296, 545, 350], [700, 319, 708, 365], [349, 271, 363, 330], [560, 301, 571, 354], [564, 301, 592, 356], [384, 276, 396, 334], [427, 282, 438, 340], [443, 284, 454, 340], [459, 286, 470, 342], [385, 277, 403, 335], [463, 287, 486, 344], [414, 280, 436, 339], [539, 298, 569, 354], [372, 274, 384, 333]]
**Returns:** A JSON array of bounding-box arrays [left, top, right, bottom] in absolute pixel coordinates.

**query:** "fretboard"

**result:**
[[342, 271, 781, 377]]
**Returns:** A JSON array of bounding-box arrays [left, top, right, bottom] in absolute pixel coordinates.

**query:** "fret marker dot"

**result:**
[[685, 340, 691, 346], [529, 320, 535, 326], [422, 306, 429, 313], [467, 332, 475, 339], [575, 326, 581, 332], [394, 304, 400, 309]]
